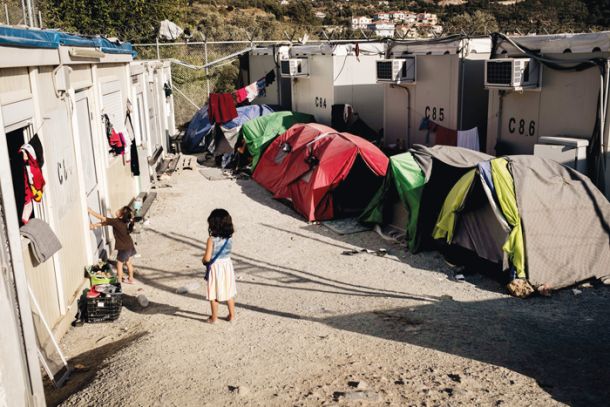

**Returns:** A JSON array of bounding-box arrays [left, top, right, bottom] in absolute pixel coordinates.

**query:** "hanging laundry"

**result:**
[[109, 128, 125, 155], [265, 70, 276, 86], [234, 87, 248, 104], [433, 125, 458, 146], [256, 78, 267, 98], [208, 93, 238, 124], [457, 127, 480, 151], [29, 134, 44, 167], [19, 144, 45, 224], [19, 219, 62, 264], [245, 82, 259, 102], [130, 139, 140, 176], [104, 114, 125, 155]]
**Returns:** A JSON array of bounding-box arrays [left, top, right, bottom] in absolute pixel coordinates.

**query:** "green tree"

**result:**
[[444, 10, 499, 35]]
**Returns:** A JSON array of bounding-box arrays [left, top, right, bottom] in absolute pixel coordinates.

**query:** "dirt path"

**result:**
[[51, 165, 610, 407]]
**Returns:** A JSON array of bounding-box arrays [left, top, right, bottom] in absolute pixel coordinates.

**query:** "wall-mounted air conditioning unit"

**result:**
[[376, 57, 416, 84], [485, 58, 541, 90], [280, 58, 310, 78]]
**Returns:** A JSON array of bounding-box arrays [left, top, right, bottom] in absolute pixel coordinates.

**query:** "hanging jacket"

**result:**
[[19, 144, 45, 224]]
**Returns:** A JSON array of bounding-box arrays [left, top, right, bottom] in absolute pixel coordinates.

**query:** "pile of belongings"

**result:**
[[253, 123, 389, 221], [360, 145, 610, 297], [182, 104, 275, 156]]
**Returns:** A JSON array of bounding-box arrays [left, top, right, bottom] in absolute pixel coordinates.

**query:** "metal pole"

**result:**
[[21, 0, 26, 25], [38, 10, 42, 28], [155, 37, 161, 59], [25, 0, 33, 26], [204, 36, 210, 96], [4, 3, 9, 24]]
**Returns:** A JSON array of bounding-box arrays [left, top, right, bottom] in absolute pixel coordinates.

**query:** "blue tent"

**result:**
[[182, 104, 275, 153]]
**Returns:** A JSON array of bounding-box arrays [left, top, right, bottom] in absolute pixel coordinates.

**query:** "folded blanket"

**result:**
[[20, 219, 62, 265]]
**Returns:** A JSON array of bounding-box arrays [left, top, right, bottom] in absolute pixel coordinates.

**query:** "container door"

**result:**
[[75, 92, 105, 257]]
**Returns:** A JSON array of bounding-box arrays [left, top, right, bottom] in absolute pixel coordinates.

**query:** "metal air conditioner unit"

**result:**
[[485, 58, 541, 90], [280, 58, 310, 78], [376, 57, 416, 84]]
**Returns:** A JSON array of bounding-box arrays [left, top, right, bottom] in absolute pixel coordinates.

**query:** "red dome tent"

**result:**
[[253, 123, 389, 221]]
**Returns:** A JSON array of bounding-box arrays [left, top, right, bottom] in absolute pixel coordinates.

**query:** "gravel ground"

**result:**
[[49, 163, 610, 407]]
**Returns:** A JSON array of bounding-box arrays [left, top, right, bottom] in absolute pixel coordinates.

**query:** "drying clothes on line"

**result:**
[[20, 218, 62, 264], [245, 82, 259, 102], [235, 88, 248, 104], [256, 78, 267, 98], [208, 93, 238, 124], [19, 144, 45, 224], [265, 69, 276, 86], [457, 127, 480, 151]]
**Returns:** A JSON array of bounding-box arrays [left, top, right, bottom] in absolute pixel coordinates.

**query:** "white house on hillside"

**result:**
[[351, 16, 372, 29], [368, 20, 395, 37]]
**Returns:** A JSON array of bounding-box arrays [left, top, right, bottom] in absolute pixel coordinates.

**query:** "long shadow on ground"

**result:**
[[321, 294, 610, 407], [44, 332, 147, 407], [138, 222, 610, 406]]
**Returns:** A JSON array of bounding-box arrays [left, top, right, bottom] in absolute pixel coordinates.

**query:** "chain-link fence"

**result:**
[[135, 41, 263, 129], [1, 0, 40, 27]]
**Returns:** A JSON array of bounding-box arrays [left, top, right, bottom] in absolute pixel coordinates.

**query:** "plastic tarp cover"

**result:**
[[0, 27, 136, 56], [359, 152, 426, 251], [182, 107, 213, 153], [433, 169, 476, 243], [491, 158, 526, 279], [242, 111, 315, 169]]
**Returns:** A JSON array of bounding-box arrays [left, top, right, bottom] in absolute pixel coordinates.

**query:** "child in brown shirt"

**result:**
[[89, 206, 136, 284]]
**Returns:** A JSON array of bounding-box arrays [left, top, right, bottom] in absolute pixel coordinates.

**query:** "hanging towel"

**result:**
[[434, 125, 458, 146], [245, 82, 259, 102], [19, 144, 45, 224], [208, 93, 238, 124], [235, 87, 248, 104], [20, 218, 62, 264], [457, 127, 480, 151]]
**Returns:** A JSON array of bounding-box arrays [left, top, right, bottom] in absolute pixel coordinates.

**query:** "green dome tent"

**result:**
[[241, 111, 315, 170], [360, 145, 492, 252]]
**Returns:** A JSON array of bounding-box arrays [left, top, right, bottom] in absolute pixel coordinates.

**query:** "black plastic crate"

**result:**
[[85, 283, 123, 323]]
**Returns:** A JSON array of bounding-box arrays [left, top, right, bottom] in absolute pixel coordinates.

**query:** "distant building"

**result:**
[[315, 11, 326, 19], [389, 11, 406, 21], [368, 20, 395, 37], [351, 16, 372, 29], [378, 1, 389, 5], [280, 0, 289, 5], [404, 13, 418, 24], [417, 12, 438, 25], [374, 12, 390, 21]]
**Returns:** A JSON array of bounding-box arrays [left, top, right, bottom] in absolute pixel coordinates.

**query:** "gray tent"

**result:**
[[434, 155, 610, 292]]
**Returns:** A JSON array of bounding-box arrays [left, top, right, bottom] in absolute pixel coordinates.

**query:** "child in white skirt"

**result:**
[[202, 208, 236, 323]]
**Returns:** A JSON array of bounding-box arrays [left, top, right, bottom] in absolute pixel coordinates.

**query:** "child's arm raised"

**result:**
[[201, 236, 213, 265], [88, 207, 107, 222]]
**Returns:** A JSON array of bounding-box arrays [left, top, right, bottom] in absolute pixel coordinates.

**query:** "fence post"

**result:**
[[204, 35, 210, 96], [155, 36, 160, 59]]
